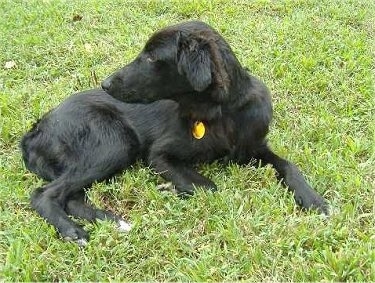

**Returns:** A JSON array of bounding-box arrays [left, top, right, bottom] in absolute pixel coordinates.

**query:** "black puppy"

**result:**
[[102, 21, 328, 210], [21, 21, 328, 245]]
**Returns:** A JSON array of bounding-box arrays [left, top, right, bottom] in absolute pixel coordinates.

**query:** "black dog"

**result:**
[[21, 21, 328, 245], [102, 21, 329, 210]]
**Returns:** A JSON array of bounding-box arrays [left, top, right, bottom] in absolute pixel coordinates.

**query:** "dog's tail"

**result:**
[[20, 120, 43, 171], [20, 120, 37, 157], [20, 119, 61, 181]]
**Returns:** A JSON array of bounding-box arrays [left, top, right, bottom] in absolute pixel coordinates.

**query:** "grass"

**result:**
[[0, 0, 374, 281]]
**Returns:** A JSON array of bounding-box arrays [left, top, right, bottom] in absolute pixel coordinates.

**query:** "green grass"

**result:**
[[1, 0, 374, 281]]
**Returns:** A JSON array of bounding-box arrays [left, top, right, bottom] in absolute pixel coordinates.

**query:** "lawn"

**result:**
[[0, 0, 374, 281]]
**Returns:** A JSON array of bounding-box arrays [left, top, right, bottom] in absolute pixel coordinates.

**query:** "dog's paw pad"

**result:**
[[118, 220, 132, 232]]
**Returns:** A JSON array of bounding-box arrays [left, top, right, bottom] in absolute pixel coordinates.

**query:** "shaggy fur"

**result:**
[[21, 21, 328, 245]]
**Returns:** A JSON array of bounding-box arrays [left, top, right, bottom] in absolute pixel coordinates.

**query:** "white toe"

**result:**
[[76, 238, 88, 247], [118, 220, 132, 232]]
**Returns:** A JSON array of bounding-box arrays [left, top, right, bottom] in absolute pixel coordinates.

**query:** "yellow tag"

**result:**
[[192, 121, 205, 139]]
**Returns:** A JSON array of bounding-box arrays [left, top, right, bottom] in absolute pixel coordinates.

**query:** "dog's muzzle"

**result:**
[[101, 78, 111, 91]]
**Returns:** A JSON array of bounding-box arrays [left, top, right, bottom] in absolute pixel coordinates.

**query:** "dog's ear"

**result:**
[[177, 33, 212, 92]]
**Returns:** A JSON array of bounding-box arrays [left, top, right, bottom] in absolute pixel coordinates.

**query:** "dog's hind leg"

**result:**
[[30, 135, 139, 245], [65, 191, 132, 232], [254, 144, 329, 215], [31, 166, 129, 245], [31, 178, 90, 246]]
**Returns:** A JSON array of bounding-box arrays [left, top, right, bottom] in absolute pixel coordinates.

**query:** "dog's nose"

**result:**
[[101, 79, 111, 91]]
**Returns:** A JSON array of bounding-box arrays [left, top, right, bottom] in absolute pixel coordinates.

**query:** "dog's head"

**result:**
[[102, 21, 240, 118]]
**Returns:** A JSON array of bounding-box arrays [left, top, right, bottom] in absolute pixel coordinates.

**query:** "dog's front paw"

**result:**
[[294, 191, 330, 216], [60, 225, 89, 247], [176, 182, 217, 198], [176, 185, 196, 198]]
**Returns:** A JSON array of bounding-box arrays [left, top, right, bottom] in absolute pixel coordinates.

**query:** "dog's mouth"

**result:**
[[121, 90, 142, 102], [107, 89, 144, 103], [120, 91, 151, 104]]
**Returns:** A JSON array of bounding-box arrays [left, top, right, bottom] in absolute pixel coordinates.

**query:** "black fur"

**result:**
[[21, 21, 328, 245], [103, 21, 328, 212]]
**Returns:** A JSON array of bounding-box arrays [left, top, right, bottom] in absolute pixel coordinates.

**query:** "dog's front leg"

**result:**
[[254, 145, 329, 215], [149, 154, 217, 196]]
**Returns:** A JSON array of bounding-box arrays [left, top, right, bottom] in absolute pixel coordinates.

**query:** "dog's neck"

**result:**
[[225, 66, 271, 113], [177, 65, 265, 122], [177, 98, 223, 121]]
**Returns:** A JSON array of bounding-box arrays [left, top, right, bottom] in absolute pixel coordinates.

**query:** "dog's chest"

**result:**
[[185, 120, 234, 162]]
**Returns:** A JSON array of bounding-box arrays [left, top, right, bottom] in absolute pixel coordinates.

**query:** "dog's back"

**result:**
[[21, 90, 138, 180]]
